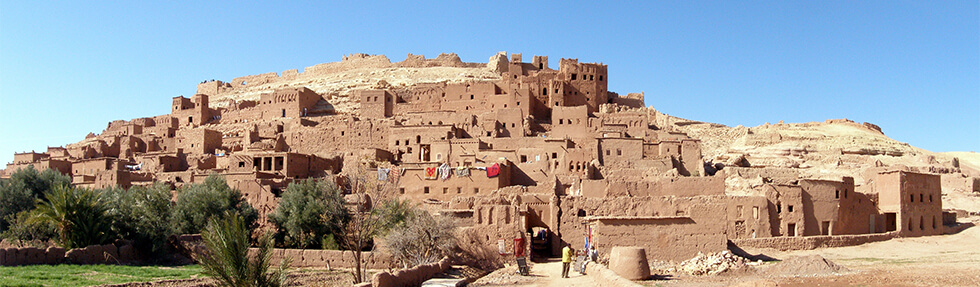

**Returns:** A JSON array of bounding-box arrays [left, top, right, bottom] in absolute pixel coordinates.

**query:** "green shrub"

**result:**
[[171, 175, 258, 234], [268, 179, 348, 249], [0, 210, 56, 247], [199, 213, 290, 287], [0, 166, 71, 232], [373, 198, 415, 236], [383, 210, 457, 267], [103, 183, 175, 256], [31, 185, 113, 249]]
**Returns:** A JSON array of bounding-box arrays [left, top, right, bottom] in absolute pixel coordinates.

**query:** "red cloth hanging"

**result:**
[[487, 163, 500, 178], [424, 167, 438, 179]]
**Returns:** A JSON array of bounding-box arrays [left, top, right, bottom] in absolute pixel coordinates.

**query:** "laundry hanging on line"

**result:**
[[438, 163, 451, 180], [486, 163, 500, 178], [377, 167, 390, 181], [424, 167, 438, 180], [388, 167, 403, 183], [455, 166, 470, 177]]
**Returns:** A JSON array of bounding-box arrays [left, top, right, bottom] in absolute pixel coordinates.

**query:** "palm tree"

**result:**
[[198, 213, 291, 287], [30, 185, 112, 249]]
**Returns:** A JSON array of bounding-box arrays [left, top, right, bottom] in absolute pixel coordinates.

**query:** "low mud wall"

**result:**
[[370, 257, 451, 287], [0, 242, 136, 266], [731, 232, 897, 251], [259, 248, 395, 270], [176, 234, 396, 270], [944, 222, 973, 235]]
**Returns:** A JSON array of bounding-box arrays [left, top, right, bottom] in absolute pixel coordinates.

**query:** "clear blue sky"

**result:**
[[1, 1, 977, 166]]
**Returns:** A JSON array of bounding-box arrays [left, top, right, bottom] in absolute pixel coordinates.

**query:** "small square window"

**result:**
[[424, 187, 430, 194], [474, 188, 479, 194], [788, 205, 794, 212]]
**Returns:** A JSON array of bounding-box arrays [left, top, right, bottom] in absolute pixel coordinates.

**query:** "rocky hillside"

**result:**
[[659, 111, 979, 212]]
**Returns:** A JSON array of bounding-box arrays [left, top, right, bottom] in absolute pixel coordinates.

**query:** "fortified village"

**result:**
[[2, 52, 977, 264]]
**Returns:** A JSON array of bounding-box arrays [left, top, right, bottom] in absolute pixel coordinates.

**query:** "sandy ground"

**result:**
[[471, 258, 598, 287], [761, 219, 980, 287], [636, 217, 980, 287]]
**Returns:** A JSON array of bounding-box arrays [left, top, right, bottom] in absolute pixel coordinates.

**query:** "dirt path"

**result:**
[[470, 258, 599, 287], [527, 259, 598, 287]]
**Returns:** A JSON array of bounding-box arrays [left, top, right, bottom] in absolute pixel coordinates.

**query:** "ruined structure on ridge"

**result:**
[[3, 52, 966, 262]]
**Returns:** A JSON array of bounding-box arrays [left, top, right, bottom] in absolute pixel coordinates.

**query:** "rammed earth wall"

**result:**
[[731, 232, 897, 251]]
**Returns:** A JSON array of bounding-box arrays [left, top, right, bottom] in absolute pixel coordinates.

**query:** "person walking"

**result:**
[[561, 244, 574, 278]]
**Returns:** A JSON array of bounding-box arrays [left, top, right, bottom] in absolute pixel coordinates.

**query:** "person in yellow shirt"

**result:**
[[561, 244, 574, 278]]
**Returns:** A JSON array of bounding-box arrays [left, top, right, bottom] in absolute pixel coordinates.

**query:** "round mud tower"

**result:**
[[609, 246, 651, 280]]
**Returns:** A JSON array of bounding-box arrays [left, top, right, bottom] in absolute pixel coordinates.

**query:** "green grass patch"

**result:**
[[0, 264, 201, 287]]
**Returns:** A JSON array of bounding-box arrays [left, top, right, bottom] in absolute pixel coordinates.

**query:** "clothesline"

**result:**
[[379, 163, 502, 181]]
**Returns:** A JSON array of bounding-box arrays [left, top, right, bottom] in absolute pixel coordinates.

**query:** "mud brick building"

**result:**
[[2, 52, 945, 261]]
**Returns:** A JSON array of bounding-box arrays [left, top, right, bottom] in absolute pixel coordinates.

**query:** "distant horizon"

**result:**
[[2, 1, 977, 166]]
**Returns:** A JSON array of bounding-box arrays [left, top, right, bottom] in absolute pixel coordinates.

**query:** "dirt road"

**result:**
[[471, 258, 599, 287]]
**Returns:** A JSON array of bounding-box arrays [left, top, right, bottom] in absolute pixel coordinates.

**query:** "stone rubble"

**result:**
[[678, 250, 747, 276]]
